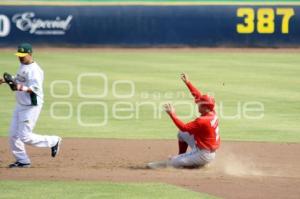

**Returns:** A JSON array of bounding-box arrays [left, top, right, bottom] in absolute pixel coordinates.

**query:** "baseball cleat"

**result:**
[[51, 137, 62, 158], [146, 160, 169, 169], [8, 161, 31, 168]]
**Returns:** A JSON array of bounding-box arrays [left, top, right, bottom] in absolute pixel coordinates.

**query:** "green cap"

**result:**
[[15, 43, 33, 57]]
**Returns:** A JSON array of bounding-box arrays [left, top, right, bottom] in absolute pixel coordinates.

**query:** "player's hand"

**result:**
[[180, 73, 189, 84], [164, 103, 175, 115], [0, 77, 4, 85]]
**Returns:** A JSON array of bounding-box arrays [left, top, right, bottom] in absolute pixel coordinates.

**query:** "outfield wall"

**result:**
[[0, 4, 299, 47]]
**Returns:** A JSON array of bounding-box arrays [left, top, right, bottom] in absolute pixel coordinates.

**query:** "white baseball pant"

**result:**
[[9, 104, 60, 164], [169, 131, 216, 168]]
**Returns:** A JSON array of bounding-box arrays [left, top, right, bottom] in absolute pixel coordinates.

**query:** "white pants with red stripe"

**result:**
[[170, 131, 216, 168], [9, 104, 60, 164]]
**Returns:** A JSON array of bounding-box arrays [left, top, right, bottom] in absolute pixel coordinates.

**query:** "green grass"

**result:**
[[0, 49, 299, 142], [0, 181, 218, 199], [25, 0, 300, 2]]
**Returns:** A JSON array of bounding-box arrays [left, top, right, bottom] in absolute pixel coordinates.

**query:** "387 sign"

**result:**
[[0, 14, 10, 37], [237, 8, 295, 34]]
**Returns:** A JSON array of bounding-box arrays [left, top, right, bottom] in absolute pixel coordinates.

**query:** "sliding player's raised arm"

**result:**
[[181, 73, 201, 100], [164, 103, 199, 132], [169, 112, 199, 133]]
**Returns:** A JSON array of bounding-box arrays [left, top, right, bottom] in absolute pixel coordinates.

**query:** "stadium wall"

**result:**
[[0, 4, 299, 47]]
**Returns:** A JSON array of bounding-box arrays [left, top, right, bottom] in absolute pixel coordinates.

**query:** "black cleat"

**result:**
[[51, 137, 62, 158], [9, 161, 31, 168]]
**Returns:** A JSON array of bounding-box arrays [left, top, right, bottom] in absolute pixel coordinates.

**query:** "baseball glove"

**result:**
[[3, 72, 17, 91]]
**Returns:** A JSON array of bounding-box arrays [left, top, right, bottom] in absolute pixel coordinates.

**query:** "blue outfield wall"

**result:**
[[0, 5, 299, 47]]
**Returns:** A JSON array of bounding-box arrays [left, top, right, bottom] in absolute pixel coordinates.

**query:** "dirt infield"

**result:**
[[0, 138, 299, 199]]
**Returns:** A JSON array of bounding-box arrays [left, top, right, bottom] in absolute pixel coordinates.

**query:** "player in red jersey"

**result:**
[[148, 73, 220, 169]]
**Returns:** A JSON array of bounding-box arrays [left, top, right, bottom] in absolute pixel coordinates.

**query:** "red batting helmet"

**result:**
[[195, 95, 215, 111]]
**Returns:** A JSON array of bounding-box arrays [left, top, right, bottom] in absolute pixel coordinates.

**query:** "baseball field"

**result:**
[[0, 48, 299, 198]]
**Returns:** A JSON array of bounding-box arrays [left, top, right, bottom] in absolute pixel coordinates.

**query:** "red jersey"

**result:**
[[169, 81, 220, 151]]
